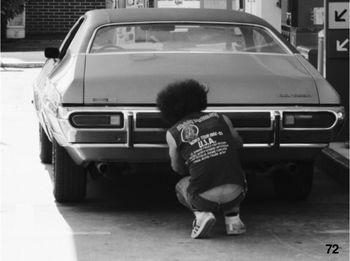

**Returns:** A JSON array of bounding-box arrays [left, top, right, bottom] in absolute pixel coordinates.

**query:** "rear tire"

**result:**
[[52, 140, 87, 203], [273, 161, 314, 201], [39, 124, 52, 164]]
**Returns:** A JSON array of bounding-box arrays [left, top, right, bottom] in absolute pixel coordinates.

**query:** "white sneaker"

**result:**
[[191, 212, 216, 239], [225, 215, 246, 235]]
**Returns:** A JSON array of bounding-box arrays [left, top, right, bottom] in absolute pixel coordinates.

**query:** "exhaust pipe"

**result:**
[[96, 162, 108, 174], [286, 162, 298, 174], [93, 162, 133, 179]]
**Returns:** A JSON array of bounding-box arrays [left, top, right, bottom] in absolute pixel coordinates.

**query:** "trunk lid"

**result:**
[[84, 53, 319, 104]]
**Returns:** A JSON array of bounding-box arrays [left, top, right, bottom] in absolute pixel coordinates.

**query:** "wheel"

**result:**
[[39, 124, 52, 164], [273, 161, 314, 201], [52, 140, 87, 203]]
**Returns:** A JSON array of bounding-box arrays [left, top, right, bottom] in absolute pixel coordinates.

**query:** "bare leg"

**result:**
[[175, 176, 194, 211]]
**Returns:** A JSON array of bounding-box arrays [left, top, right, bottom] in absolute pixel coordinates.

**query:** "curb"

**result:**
[[316, 147, 349, 191], [1, 62, 44, 68]]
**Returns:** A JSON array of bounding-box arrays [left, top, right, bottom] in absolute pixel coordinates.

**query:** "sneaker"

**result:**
[[191, 212, 216, 239], [225, 215, 246, 235]]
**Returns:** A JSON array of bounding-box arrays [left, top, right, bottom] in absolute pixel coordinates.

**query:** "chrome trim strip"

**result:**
[[134, 144, 168, 148], [243, 144, 271, 148], [88, 50, 292, 56], [135, 128, 166, 131], [69, 143, 327, 149], [86, 21, 292, 55], [279, 144, 327, 148], [60, 106, 343, 113]]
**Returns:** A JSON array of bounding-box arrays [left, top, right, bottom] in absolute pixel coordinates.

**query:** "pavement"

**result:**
[[1, 51, 45, 68], [316, 142, 349, 189], [1, 38, 349, 190]]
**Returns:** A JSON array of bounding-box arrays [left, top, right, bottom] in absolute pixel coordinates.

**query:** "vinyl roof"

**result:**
[[84, 8, 273, 29]]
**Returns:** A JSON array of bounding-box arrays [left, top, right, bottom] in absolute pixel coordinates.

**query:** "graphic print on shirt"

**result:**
[[188, 131, 229, 164], [181, 124, 199, 143], [177, 113, 229, 165]]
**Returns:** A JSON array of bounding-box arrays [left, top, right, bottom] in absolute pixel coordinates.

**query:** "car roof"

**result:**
[[71, 8, 297, 54], [84, 8, 273, 29]]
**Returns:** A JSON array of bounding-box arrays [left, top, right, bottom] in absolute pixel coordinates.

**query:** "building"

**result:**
[[23, 0, 246, 36], [25, 0, 106, 35]]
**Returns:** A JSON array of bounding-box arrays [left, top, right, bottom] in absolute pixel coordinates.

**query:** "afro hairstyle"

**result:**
[[156, 79, 208, 126]]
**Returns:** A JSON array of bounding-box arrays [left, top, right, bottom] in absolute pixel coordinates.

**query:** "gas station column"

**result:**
[[324, 0, 349, 140]]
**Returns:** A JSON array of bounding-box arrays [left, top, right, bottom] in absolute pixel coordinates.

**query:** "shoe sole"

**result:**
[[192, 216, 216, 239], [226, 227, 246, 235]]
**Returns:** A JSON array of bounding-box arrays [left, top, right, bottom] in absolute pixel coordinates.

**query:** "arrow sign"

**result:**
[[337, 39, 349, 52], [335, 9, 347, 21], [329, 3, 349, 29]]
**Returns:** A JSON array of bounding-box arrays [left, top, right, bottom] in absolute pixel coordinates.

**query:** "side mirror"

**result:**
[[44, 47, 60, 59]]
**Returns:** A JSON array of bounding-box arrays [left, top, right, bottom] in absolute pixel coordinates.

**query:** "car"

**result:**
[[33, 8, 344, 203]]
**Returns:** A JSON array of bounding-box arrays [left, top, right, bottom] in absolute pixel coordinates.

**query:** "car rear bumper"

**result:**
[[64, 143, 328, 166], [45, 106, 345, 165]]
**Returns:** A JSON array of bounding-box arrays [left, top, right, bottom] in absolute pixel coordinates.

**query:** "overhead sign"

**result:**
[[327, 31, 349, 57], [329, 2, 349, 29], [337, 38, 349, 51]]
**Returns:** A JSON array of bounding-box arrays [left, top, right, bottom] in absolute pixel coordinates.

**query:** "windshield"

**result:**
[[89, 23, 288, 54]]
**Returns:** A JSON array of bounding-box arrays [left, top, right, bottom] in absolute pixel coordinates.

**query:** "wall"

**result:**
[[244, 0, 281, 32], [26, 0, 106, 35]]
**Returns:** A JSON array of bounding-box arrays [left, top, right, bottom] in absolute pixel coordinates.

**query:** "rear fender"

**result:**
[[295, 55, 341, 105]]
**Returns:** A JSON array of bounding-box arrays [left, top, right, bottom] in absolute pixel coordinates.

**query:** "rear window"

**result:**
[[89, 23, 288, 54]]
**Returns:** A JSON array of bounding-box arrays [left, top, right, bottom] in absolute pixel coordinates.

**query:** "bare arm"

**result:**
[[166, 131, 187, 175], [222, 114, 243, 148]]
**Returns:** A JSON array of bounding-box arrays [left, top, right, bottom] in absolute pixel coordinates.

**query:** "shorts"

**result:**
[[175, 176, 246, 213]]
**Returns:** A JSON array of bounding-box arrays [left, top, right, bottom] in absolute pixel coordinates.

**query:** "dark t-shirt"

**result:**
[[168, 112, 246, 195]]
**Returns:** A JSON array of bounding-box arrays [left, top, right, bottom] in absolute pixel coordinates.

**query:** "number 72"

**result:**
[[326, 244, 339, 254]]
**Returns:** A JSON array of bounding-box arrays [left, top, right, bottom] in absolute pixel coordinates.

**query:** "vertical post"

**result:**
[[317, 29, 324, 75], [118, 0, 125, 8], [227, 0, 233, 10]]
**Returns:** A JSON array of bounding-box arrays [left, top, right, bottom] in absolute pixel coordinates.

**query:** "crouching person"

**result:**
[[156, 79, 247, 239]]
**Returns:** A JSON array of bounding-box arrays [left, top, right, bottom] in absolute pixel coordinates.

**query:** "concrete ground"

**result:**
[[0, 51, 45, 67], [1, 68, 349, 261]]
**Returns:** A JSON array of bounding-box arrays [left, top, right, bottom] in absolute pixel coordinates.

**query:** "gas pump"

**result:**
[[281, 0, 324, 69], [281, 0, 324, 47], [281, 0, 323, 68]]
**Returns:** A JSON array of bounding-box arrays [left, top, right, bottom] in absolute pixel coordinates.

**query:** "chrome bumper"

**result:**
[[45, 106, 345, 165]]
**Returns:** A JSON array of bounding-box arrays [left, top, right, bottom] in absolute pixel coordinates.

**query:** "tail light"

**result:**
[[69, 113, 124, 128], [283, 112, 336, 128]]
